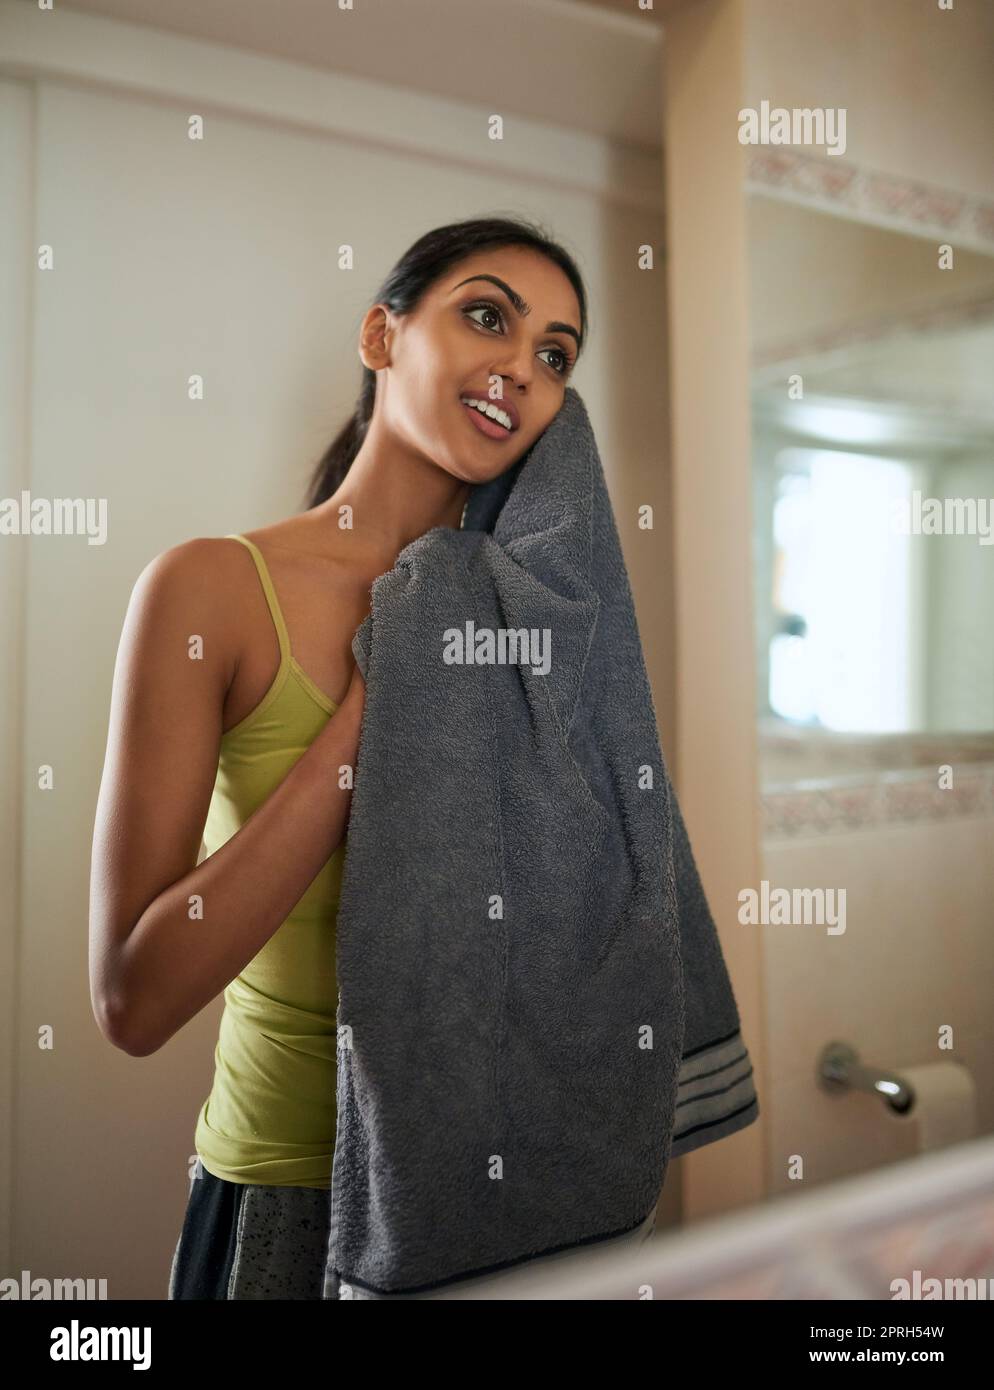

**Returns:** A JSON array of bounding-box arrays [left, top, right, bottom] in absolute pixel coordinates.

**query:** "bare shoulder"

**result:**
[[125, 536, 257, 674], [131, 535, 249, 613]]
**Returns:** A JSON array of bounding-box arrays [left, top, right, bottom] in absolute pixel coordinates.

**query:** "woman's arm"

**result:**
[[88, 540, 366, 1057]]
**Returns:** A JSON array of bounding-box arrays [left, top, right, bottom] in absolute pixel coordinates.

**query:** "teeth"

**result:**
[[462, 398, 513, 432]]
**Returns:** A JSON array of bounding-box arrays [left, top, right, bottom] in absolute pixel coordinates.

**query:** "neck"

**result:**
[[308, 414, 471, 577]]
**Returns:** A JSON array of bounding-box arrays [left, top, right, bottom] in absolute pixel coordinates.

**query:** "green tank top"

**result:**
[[194, 533, 344, 1189]]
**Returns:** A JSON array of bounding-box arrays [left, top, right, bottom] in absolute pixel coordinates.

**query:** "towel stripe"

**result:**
[[681, 1025, 742, 1060], [670, 1029, 759, 1158]]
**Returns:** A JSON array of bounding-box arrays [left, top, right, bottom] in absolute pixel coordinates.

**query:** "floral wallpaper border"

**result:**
[[762, 762, 994, 840], [746, 147, 994, 254]]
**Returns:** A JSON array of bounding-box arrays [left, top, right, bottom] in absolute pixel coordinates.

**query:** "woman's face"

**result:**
[[364, 245, 582, 484]]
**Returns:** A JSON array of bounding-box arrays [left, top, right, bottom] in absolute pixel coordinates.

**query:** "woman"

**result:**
[[88, 215, 590, 1299]]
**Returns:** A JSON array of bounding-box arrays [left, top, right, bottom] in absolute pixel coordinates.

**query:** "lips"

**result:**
[[461, 401, 513, 442], [459, 392, 520, 432]]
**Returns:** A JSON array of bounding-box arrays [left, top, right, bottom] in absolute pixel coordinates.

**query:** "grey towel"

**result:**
[[326, 386, 758, 1298]]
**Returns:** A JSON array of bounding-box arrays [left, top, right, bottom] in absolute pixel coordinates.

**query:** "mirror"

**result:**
[[748, 196, 994, 784]]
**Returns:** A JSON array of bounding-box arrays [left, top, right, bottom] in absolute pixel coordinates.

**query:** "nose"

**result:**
[[487, 368, 528, 399], [488, 342, 533, 391]]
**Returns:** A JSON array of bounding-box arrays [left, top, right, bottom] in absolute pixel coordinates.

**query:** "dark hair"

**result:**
[[302, 215, 589, 510]]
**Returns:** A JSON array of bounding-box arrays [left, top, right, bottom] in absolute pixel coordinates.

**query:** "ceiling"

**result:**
[[56, 0, 666, 149]]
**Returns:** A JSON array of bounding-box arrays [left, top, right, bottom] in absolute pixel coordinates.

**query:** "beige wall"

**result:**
[[764, 810, 994, 1193], [747, 198, 994, 359], [745, 0, 994, 200], [0, 69, 32, 1304]]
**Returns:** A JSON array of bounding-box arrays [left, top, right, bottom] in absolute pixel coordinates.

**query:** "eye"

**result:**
[[538, 346, 574, 377], [463, 301, 575, 378], [462, 301, 506, 333]]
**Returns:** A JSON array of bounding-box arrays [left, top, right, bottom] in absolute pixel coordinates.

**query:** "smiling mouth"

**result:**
[[460, 397, 518, 437]]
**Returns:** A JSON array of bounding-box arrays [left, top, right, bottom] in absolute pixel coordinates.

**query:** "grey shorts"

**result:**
[[167, 1159, 332, 1300]]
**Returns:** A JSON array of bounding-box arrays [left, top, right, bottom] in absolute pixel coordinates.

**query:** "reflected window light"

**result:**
[[770, 614, 815, 723], [769, 449, 916, 732]]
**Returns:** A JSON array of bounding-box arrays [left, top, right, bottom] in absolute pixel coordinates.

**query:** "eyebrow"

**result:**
[[450, 274, 581, 351]]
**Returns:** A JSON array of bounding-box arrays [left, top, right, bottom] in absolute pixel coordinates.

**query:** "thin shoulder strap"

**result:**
[[224, 533, 291, 664]]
